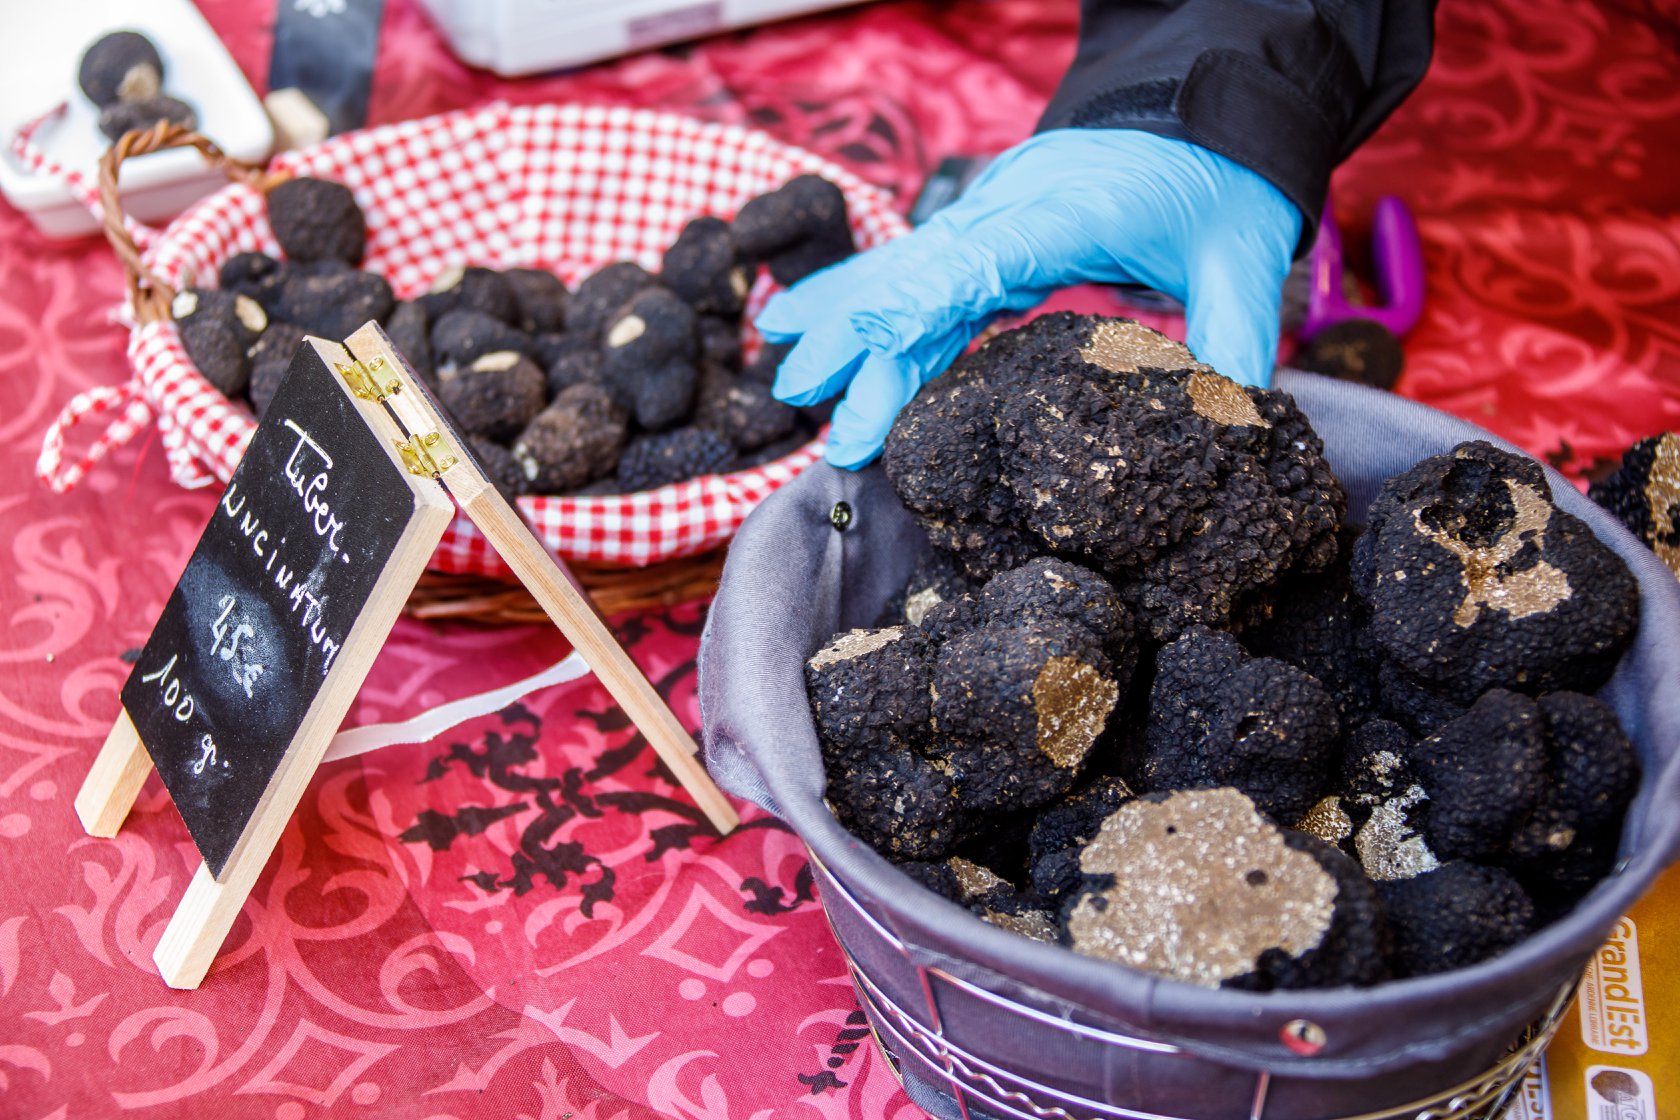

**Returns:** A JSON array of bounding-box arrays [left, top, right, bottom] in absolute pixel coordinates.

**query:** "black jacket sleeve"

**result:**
[[1037, 0, 1436, 251]]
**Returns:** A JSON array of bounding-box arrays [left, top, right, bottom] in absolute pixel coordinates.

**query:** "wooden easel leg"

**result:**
[[74, 709, 152, 838], [153, 863, 236, 989]]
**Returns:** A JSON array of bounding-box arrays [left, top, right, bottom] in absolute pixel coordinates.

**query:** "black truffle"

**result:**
[[267, 177, 366, 265], [898, 857, 1059, 942], [929, 622, 1118, 814], [173, 288, 267, 397], [1589, 432, 1680, 576], [78, 31, 163, 106], [97, 95, 196, 142], [1063, 788, 1388, 989], [510, 383, 628, 494], [503, 267, 570, 334], [601, 288, 697, 385], [430, 309, 532, 368], [693, 364, 797, 452], [467, 436, 527, 503], [436, 351, 547, 443], [1294, 319, 1405, 391], [178, 318, 249, 397], [218, 252, 288, 315], [1352, 441, 1640, 702], [275, 266, 393, 339], [1403, 690, 1548, 863], [1141, 626, 1340, 825], [1239, 538, 1381, 728], [629, 357, 701, 432], [568, 262, 658, 339], [974, 557, 1136, 675], [733, 175, 854, 286], [806, 625, 935, 773], [1376, 863, 1535, 976], [882, 341, 1042, 580], [247, 322, 309, 417], [698, 315, 743, 369], [538, 334, 606, 397], [888, 548, 981, 631], [662, 216, 750, 315], [384, 300, 435, 388], [419, 265, 517, 324], [615, 427, 735, 492], [825, 741, 968, 861]]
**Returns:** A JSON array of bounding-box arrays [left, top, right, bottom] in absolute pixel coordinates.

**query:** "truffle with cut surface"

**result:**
[[929, 622, 1119, 814], [616, 426, 735, 492], [568, 262, 658, 339], [1141, 626, 1340, 825], [78, 31, 164, 106], [510, 383, 628, 495], [436, 351, 546, 443], [1063, 788, 1388, 989], [420, 266, 517, 324], [1027, 775, 1135, 904], [467, 436, 527, 503], [899, 857, 1059, 942], [1352, 441, 1639, 703], [267, 177, 366, 265], [601, 287, 699, 428], [806, 625, 935, 773], [173, 288, 267, 397], [662, 216, 750, 316], [430, 308, 532, 368], [1589, 432, 1680, 577], [218, 252, 288, 315], [1376, 862, 1535, 976]]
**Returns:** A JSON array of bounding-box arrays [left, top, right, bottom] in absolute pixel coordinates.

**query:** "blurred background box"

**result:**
[[414, 0, 861, 76], [0, 0, 272, 240]]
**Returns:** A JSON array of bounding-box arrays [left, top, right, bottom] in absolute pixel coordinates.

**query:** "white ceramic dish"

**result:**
[[0, 0, 273, 239]]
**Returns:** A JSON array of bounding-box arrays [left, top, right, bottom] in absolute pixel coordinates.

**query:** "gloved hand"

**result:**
[[757, 128, 1303, 469]]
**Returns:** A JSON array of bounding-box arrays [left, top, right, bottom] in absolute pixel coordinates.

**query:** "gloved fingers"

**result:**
[[768, 319, 871, 406], [847, 201, 1116, 355], [822, 328, 974, 468], [1182, 232, 1294, 389], [755, 221, 956, 342]]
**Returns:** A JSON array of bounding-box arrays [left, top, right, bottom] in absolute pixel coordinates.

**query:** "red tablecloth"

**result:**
[[2, 3, 1677, 1118]]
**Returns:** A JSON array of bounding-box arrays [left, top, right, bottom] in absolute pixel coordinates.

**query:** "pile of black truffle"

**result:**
[[805, 313, 1644, 990], [79, 30, 197, 142], [176, 173, 856, 496]]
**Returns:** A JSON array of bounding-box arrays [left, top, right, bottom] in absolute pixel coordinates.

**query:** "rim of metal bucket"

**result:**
[[806, 846, 1576, 1120]]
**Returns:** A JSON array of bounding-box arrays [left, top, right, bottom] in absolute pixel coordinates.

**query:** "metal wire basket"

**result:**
[[810, 849, 1573, 1120]]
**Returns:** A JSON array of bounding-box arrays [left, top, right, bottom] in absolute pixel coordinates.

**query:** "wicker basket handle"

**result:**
[[97, 121, 289, 324]]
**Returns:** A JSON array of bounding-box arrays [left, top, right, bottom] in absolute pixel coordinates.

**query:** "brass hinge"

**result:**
[[336, 355, 401, 401], [395, 431, 458, 479]]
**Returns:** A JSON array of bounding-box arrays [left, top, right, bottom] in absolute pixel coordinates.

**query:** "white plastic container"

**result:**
[[414, 0, 860, 77], [0, 0, 273, 240]]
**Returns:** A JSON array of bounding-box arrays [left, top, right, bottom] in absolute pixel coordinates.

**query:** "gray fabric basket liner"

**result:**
[[698, 371, 1680, 1115]]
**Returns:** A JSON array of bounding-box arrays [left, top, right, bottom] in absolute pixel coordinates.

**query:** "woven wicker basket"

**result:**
[[36, 103, 909, 619]]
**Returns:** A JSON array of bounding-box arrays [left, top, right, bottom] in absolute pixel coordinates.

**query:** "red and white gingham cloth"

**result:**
[[33, 102, 909, 573]]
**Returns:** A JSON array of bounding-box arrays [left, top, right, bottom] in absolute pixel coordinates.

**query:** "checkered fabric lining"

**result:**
[[42, 101, 909, 573]]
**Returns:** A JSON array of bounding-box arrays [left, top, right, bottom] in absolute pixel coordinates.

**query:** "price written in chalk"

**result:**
[[210, 595, 265, 698], [136, 653, 225, 775]]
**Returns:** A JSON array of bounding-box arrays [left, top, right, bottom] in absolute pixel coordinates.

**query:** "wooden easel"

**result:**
[[75, 326, 737, 989]]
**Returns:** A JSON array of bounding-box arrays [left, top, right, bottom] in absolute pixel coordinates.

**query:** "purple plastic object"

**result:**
[[1300, 194, 1425, 341]]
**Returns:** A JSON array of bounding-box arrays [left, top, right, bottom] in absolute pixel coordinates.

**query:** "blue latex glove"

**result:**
[[757, 129, 1303, 469]]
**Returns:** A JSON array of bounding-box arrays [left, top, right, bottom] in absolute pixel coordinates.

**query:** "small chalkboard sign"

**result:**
[[122, 341, 420, 876], [75, 325, 737, 990]]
